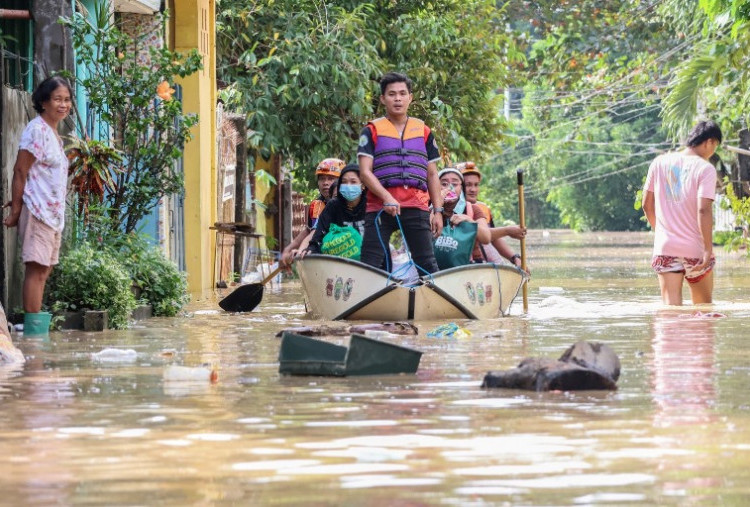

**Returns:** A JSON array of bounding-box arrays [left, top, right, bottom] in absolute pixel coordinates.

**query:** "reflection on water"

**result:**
[[0, 230, 749, 504], [651, 311, 718, 427]]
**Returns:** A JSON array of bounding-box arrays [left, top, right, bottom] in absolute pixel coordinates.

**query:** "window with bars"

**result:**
[[0, 2, 35, 92]]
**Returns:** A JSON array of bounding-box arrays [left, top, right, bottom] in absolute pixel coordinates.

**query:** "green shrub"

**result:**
[[122, 245, 189, 317], [49, 242, 137, 329], [713, 229, 742, 247]]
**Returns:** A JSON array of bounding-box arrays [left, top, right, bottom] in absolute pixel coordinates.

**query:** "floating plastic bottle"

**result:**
[[163, 365, 218, 383]]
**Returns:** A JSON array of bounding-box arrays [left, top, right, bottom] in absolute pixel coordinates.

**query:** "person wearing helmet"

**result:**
[[357, 72, 443, 273], [280, 158, 344, 267], [459, 162, 528, 271]]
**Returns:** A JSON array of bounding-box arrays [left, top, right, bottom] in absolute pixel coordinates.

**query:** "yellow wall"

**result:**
[[172, 0, 217, 297]]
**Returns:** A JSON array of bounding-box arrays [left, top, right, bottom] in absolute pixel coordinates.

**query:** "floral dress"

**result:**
[[19, 116, 69, 231]]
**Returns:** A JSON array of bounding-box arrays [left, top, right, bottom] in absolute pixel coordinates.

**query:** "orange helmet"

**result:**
[[315, 158, 345, 177], [458, 161, 481, 179]]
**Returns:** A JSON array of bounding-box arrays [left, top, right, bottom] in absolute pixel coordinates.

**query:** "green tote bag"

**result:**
[[321, 224, 362, 260], [433, 221, 477, 270]]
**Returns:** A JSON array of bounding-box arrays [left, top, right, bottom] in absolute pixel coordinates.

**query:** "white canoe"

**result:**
[[297, 254, 527, 321]]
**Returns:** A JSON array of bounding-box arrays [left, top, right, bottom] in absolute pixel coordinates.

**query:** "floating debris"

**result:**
[[163, 365, 218, 383], [679, 311, 727, 319], [482, 341, 620, 392], [276, 322, 418, 338], [92, 348, 138, 363], [426, 323, 472, 339]]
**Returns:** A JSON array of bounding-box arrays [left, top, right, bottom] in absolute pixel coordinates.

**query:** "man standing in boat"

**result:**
[[460, 162, 528, 269], [357, 72, 443, 273], [280, 158, 345, 267]]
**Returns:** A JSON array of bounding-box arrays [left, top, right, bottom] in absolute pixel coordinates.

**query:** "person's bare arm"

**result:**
[[280, 227, 310, 267], [491, 237, 528, 272], [492, 237, 515, 261], [426, 161, 443, 237], [490, 225, 526, 241], [3, 150, 35, 227], [359, 155, 399, 216], [697, 196, 713, 268], [642, 190, 656, 229], [474, 217, 491, 244]]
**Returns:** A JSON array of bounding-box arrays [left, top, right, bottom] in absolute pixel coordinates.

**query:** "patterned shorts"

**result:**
[[651, 254, 715, 284]]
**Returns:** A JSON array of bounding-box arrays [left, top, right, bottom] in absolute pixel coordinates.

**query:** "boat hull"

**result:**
[[297, 255, 526, 321]]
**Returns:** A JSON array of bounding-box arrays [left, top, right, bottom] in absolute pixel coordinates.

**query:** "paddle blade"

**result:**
[[218, 283, 264, 312]]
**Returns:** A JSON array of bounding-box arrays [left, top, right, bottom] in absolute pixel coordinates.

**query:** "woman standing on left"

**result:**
[[3, 76, 73, 315]]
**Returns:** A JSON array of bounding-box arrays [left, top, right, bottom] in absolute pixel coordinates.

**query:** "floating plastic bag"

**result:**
[[426, 323, 472, 339], [391, 251, 419, 285], [91, 348, 138, 363]]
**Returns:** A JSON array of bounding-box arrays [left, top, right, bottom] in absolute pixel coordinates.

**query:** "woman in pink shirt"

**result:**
[[642, 120, 722, 305], [3, 76, 72, 315]]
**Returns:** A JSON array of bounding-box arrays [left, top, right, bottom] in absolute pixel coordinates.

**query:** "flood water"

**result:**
[[2, 230, 750, 505]]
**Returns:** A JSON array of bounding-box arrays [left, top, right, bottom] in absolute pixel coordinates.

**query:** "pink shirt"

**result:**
[[644, 152, 716, 258], [20, 116, 69, 231]]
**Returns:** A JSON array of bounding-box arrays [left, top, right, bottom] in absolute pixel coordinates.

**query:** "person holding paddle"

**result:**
[[357, 72, 443, 273], [280, 158, 345, 267], [642, 120, 722, 305], [459, 162, 528, 269]]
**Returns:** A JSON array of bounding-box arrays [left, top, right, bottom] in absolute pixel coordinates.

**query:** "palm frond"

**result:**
[[662, 53, 727, 136]]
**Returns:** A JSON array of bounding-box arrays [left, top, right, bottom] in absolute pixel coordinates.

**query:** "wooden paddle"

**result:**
[[517, 169, 529, 313], [218, 265, 283, 312]]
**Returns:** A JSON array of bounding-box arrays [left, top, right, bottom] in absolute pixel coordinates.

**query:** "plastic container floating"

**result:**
[[278, 332, 422, 377], [23, 312, 51, 336], [92, 348, 138, 363], [163, 365, 218, 383]]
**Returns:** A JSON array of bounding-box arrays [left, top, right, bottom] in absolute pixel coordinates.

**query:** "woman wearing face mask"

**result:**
[[303, 164, 367, 256]]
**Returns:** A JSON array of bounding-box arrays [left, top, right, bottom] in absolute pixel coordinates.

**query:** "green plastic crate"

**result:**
[[278, 332, 422, 377]]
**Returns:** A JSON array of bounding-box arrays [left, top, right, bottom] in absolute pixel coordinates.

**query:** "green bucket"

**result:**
[[23, 312, 52, 336]]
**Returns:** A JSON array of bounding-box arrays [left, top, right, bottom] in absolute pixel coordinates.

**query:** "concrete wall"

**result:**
[[32, 0, 74, 83]]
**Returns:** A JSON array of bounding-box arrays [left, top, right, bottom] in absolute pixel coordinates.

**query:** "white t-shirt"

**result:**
[[20, 116, 69, 231], [644, 151, 716, 258]]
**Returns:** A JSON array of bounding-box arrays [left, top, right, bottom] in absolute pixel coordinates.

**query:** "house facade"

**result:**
[[0, 0, 219, 310]]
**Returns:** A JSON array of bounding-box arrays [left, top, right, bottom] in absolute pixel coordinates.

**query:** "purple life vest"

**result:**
[[370, 117, 429, 191]]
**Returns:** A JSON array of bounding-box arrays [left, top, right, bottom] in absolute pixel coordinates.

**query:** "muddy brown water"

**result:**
[[1, 230, 749, 505]]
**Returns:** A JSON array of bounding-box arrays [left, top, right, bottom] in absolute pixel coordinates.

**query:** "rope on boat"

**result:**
[[375, 206, 433, 286]]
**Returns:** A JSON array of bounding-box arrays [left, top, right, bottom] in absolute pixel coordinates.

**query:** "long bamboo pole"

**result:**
[[517, 169, 528, 312]]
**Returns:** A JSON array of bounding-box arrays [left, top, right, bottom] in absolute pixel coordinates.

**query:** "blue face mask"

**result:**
[[339, 184, 362, 202], [454, 191, 467, 215]]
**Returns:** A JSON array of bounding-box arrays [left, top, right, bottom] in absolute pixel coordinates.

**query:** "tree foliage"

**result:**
[[660, 0, 750, 137], [216, 0, 750, 231], [471, 1, 681, 231], [63, 2, 203, 233], [216, 0, 516, 182]]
